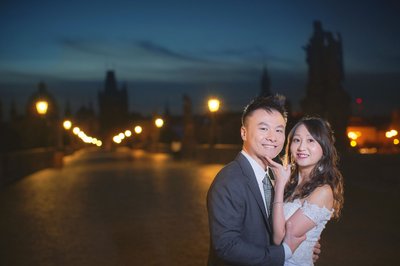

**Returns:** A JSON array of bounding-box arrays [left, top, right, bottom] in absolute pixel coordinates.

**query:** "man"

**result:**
[[207, 95, 307, 266]]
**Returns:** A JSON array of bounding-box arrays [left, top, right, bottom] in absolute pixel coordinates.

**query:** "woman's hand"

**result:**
[[263, 156, 291, 188]]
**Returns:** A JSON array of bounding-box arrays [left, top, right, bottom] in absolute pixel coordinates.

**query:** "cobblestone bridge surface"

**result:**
[[0, 148, 397, 265]]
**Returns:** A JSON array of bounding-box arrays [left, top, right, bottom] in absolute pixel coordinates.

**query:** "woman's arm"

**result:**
[[272, 180, 286, 244], [263, 156, 290, 245], [286, 185, 334, 238]]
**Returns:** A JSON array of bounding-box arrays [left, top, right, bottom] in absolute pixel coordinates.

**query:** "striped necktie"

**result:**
[[262, 172, 274, 217]]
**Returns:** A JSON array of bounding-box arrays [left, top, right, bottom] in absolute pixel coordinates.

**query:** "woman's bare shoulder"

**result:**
[[307, 185, 333, 209]]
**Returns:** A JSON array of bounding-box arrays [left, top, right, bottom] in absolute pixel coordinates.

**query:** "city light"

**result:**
[[35, 100, 48, 115], [63, 120, 72, 130], [385, 129, 398, 138], [134, 126, 142, 134], [68, 125, 102, 146], [155, 118, 164, 128], [208, 98, 220, 113], [347, 131, 361, 140], [359, 147, 378, 154], [350, 140, 357, 147], [394, 139, 399, 145], [124, 130, 132, 137], [113, 136, 122, 144], [72, 127, 81, 135]]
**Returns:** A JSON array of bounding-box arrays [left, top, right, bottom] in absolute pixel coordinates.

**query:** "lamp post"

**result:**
[[35, 100, 50, 147], [154, 117, 164, 151], [208, 98, 220, 147]]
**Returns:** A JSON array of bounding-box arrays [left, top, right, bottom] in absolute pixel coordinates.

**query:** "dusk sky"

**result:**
[[1, 0, 399, 117]]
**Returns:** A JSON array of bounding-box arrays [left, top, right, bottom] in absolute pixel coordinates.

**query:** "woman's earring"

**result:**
[[318, 166, 323, 172]]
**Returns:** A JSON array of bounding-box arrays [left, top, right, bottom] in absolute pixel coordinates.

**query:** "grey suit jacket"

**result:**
[[207, 152, 284, 266]]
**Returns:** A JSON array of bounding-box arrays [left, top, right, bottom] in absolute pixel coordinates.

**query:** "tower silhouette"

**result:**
[[98, 70, 129, 146], [301, 21, 351, 151]]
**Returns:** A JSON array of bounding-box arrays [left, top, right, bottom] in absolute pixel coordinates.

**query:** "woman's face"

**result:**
[[290, 124, 323, 174]]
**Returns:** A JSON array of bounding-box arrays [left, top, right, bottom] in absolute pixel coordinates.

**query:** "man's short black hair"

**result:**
[[241, 94, 287, 126]]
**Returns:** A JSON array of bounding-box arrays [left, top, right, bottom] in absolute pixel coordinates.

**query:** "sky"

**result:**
[[0, 0, 399, 118]]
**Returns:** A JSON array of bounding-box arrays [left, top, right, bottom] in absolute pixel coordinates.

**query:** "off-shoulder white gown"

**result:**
[[283, 199, 333, 266]]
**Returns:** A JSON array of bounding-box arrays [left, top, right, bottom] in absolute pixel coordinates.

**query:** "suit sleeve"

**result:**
[[207, 171, 284, 266]]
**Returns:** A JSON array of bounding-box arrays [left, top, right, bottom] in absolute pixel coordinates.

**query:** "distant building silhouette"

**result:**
[[301, 20, 351, 151], [76, 103, 98, 136], [181, 94, 196, 157], [64, 100, 72, 118], [259, 66, 272, 97], [98, 70, 129, 146]]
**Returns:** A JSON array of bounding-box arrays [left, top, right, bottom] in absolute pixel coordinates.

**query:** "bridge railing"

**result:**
[[0, 148, 63, 187]]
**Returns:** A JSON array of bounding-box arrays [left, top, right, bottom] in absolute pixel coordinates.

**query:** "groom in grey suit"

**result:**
[[207, 95, 303, 266]]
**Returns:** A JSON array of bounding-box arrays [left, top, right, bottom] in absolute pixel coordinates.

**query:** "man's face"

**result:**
[[241, 109, 286, 166]]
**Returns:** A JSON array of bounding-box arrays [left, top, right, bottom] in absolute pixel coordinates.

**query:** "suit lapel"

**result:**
[[235, 153, 272, 233]]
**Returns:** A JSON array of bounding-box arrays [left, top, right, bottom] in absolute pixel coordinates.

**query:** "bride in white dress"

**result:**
[[265, 117, 344, 266]]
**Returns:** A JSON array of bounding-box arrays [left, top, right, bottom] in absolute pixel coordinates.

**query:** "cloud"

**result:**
[[60, 38, 115, 57], [135, 40, 208, 63]]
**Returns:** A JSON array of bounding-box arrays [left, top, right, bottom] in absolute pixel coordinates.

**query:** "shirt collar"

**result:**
[[241, 150, 268, 182]]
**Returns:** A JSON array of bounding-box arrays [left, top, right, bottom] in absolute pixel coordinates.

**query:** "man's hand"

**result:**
[[283, 221, 306, 253], [312, 240, 321, 263]]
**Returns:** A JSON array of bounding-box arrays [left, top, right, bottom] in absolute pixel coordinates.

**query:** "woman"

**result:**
[[265, 117, 344, 266]]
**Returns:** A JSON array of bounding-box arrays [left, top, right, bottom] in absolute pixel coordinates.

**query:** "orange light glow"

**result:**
[[350, 140, 357, 147]]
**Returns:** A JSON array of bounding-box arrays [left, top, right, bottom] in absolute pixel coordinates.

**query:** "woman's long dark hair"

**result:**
[[283, 117, 344, 218]]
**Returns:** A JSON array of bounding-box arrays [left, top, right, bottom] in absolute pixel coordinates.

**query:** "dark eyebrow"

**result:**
[[276, 125, 285, 130], [258, 122, 268, 126]]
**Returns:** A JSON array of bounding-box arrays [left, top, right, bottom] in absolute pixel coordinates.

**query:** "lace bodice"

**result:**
[[283, 199, 333, 266]]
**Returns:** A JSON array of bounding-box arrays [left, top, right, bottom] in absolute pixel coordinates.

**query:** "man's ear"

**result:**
[[240, 126, 246, 141]]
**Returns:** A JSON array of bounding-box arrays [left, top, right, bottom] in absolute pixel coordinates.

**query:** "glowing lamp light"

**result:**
[[134, 126, 142, 134], [390, 129, 398, 137], [63, 120, 72, 130], [208, 98, 220, 112], [386, 129, 398, 138], [359, 147, 378, 154], [113, 136, 121, 144], [155, 118, 164, 128], [347, 131, 361, 140], [124, 130, 132, 137], [72, 127, 80, 135], [350, 140, 357, 147], [36, 101, 48, 115], [394, 139, 399, 145], [78, 131, 86, 139]]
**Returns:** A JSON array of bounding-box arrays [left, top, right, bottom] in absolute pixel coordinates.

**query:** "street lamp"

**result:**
[[134, 125, 143, 134], [155, 118, 164, 128], [208, 98, 220, 113], [36, 100, 48, 115], [154, 118, 164, 151], [63, 120, 72, 130], [208, 98, 220, 147]]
